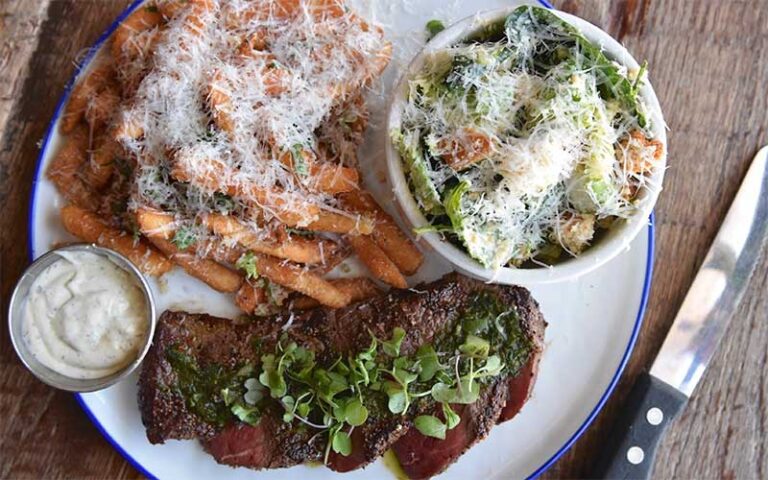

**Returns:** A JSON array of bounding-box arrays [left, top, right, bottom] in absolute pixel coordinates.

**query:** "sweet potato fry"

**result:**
[[157, 0, 188, 20], [47, 127, 99, 211], [346, 234, 407, 289], [171, 152, 319, 226], [307, 163, 359, 194], [85, 82, 121, 133], [61, 62, 113, 134], [135, 208, 177, 240], [291, 277, 380, 310], [135, 208, 243, 292], [181, 0, 215, 38], [204, 214, 335, 265], [235, 281, 269, 314], [309, 244, 350, 274], [307, 211, 374, 235], [254, 255, 350, 308], [237, 29, 270, 56], [111, 5, 164, 61], [340, 190, 423, 275], [114, 114, 144, 141], [157, 0, 212, 20], [149, 237, 243, 293], [84, 133, 118, 190], [203, 239, 245, 265], [60, 205, 172, 276], [207, 69, 236, 135], [224, 0, 300, 29]]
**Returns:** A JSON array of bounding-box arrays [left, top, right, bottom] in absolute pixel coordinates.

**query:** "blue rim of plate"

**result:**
[[26, 0, 650, 478]]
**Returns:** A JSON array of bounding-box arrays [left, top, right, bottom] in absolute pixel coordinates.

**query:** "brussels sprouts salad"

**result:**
[[392, 6, 664, 269]]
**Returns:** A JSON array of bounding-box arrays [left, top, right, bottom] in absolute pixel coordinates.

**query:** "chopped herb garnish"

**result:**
[[236, 252, 259, 279], [291, 144, 309, 177], [426, 20, 446, 39], [172, 226, 197, 250], [285, 227, 315, 237], [212, 192, 235, 214]]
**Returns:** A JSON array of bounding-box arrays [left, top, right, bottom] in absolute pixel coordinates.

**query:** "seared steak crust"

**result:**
[[138, 273, 546, 475]]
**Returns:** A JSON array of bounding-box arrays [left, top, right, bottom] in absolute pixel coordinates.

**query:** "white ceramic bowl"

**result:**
[[386, 7, 667, 285]]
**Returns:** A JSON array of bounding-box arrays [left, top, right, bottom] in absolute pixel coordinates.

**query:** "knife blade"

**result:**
[[593, 146, 768, 479], [649, 146, 768, 396]]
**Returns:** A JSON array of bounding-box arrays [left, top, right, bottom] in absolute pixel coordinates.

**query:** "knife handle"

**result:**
[[591, 373, 688, 479]]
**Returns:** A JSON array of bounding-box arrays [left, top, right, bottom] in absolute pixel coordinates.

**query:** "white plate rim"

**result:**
[[25, 0, 653, 478]]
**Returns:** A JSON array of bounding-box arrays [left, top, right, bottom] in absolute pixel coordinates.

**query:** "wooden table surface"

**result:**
[[1, 0, 766, 478]]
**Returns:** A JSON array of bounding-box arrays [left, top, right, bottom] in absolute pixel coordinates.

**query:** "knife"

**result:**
[[592, 146, 768, 479]]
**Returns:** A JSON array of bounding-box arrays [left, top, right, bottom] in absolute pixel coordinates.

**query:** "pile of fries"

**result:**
[[49, 0, 423, 313]]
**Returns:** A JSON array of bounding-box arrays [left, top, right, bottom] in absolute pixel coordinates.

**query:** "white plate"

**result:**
[[28, 0, 653, 478]]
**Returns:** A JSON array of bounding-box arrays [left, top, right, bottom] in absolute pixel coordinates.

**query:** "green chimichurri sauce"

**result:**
[[166, 348, 255, 427], [453, 291, 533, 377]]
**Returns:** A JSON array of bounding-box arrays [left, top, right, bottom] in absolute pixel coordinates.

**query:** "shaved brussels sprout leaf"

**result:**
[[505, 6, 648, 128], [392, 130, 444, 214], [443, 181, 470, 235]]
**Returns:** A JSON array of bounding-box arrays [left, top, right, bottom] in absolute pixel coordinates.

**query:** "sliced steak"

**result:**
[[391, 286, 546, 479], [392, 379, 508, 479], [138, 272, 546, 476], [391, 356, 542, 479], [204, 415, 322, 469]]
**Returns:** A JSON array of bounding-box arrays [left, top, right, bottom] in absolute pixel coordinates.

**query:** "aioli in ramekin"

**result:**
[[21, 250, 149, 380]]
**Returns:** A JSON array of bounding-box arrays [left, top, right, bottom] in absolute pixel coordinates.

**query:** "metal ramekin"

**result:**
[[8, 244, 157, 392]]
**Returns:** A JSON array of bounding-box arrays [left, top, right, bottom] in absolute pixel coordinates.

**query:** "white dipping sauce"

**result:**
[[22, 251, 148, 379]]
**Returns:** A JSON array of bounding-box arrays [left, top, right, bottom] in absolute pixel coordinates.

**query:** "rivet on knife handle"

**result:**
[[591, 373, 687, 479]]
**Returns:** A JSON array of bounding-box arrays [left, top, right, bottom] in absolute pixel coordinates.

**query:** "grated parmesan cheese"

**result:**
[[113, 0, 390, 246]]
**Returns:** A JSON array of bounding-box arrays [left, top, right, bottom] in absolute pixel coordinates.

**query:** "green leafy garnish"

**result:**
[[459, 335, 490, 359], [331, 429, 352, 456], [236, 252, 259, 279], [413, 224, 455, 236], [391, 130, 444, 214], [231, 403, 260, 426], [414, 415, 447, 439], [259, 353, 288, 398], [416, 344, 441, 382], [442, 403, 461, 429], [505, 6, 648, 127], [444, 181, 470, 236], [344, 399, 369, 426], [382, 327, 406, 357]]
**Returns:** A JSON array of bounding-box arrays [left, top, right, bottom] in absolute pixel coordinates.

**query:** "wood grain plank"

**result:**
[[0, 1, 140, 479], [0, 1, 766, 479], [0, 0, 51, 142], [542, 0, 768, 478]]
